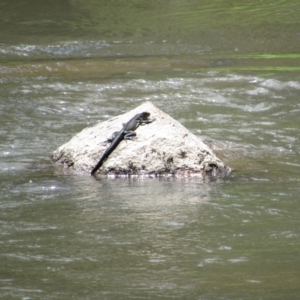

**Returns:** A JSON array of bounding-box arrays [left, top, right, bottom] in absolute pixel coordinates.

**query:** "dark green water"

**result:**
[[1, 1, 300, 299]]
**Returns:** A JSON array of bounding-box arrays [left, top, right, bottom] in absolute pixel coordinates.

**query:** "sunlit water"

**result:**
[[1, 0, 300, 299]]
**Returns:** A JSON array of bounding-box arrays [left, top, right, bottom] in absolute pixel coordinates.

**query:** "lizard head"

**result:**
[[140, 112, 151, 119]]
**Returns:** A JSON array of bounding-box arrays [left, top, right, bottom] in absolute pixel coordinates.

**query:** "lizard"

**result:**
[[91, 111, 155, 175]]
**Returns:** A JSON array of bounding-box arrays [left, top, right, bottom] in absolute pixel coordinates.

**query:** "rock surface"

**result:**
[[51, 101, 231, 177]]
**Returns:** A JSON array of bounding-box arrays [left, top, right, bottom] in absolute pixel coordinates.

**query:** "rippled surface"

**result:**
[[1, 65, 300, 299], [1, 0, 300, 299]]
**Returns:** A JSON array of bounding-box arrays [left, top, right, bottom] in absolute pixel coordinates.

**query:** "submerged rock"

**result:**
[[51, 101, 230, 177]]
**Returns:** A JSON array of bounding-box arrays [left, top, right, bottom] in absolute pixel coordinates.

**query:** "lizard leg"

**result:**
[[124, 131, 137, 140], [106, 131, 119, 143], [140, 118, 156, 125]]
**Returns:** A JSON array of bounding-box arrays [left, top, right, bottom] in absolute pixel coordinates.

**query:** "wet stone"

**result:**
[[51, 101, 231, 177]]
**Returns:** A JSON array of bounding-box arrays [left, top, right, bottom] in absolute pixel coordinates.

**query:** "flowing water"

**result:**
[[1, 0, 300, 299]]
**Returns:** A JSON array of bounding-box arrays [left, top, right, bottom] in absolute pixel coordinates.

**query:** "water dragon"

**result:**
[[91, 112, 155, 175]]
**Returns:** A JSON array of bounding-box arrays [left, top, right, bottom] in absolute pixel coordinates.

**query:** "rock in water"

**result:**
[[51, 101, 231, 177]]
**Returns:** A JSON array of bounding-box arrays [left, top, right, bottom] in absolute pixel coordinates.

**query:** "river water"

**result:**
[[1, 1, 300, 299]]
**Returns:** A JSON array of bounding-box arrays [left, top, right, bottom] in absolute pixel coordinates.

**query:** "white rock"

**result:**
[[51, 101, 230, 177]]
